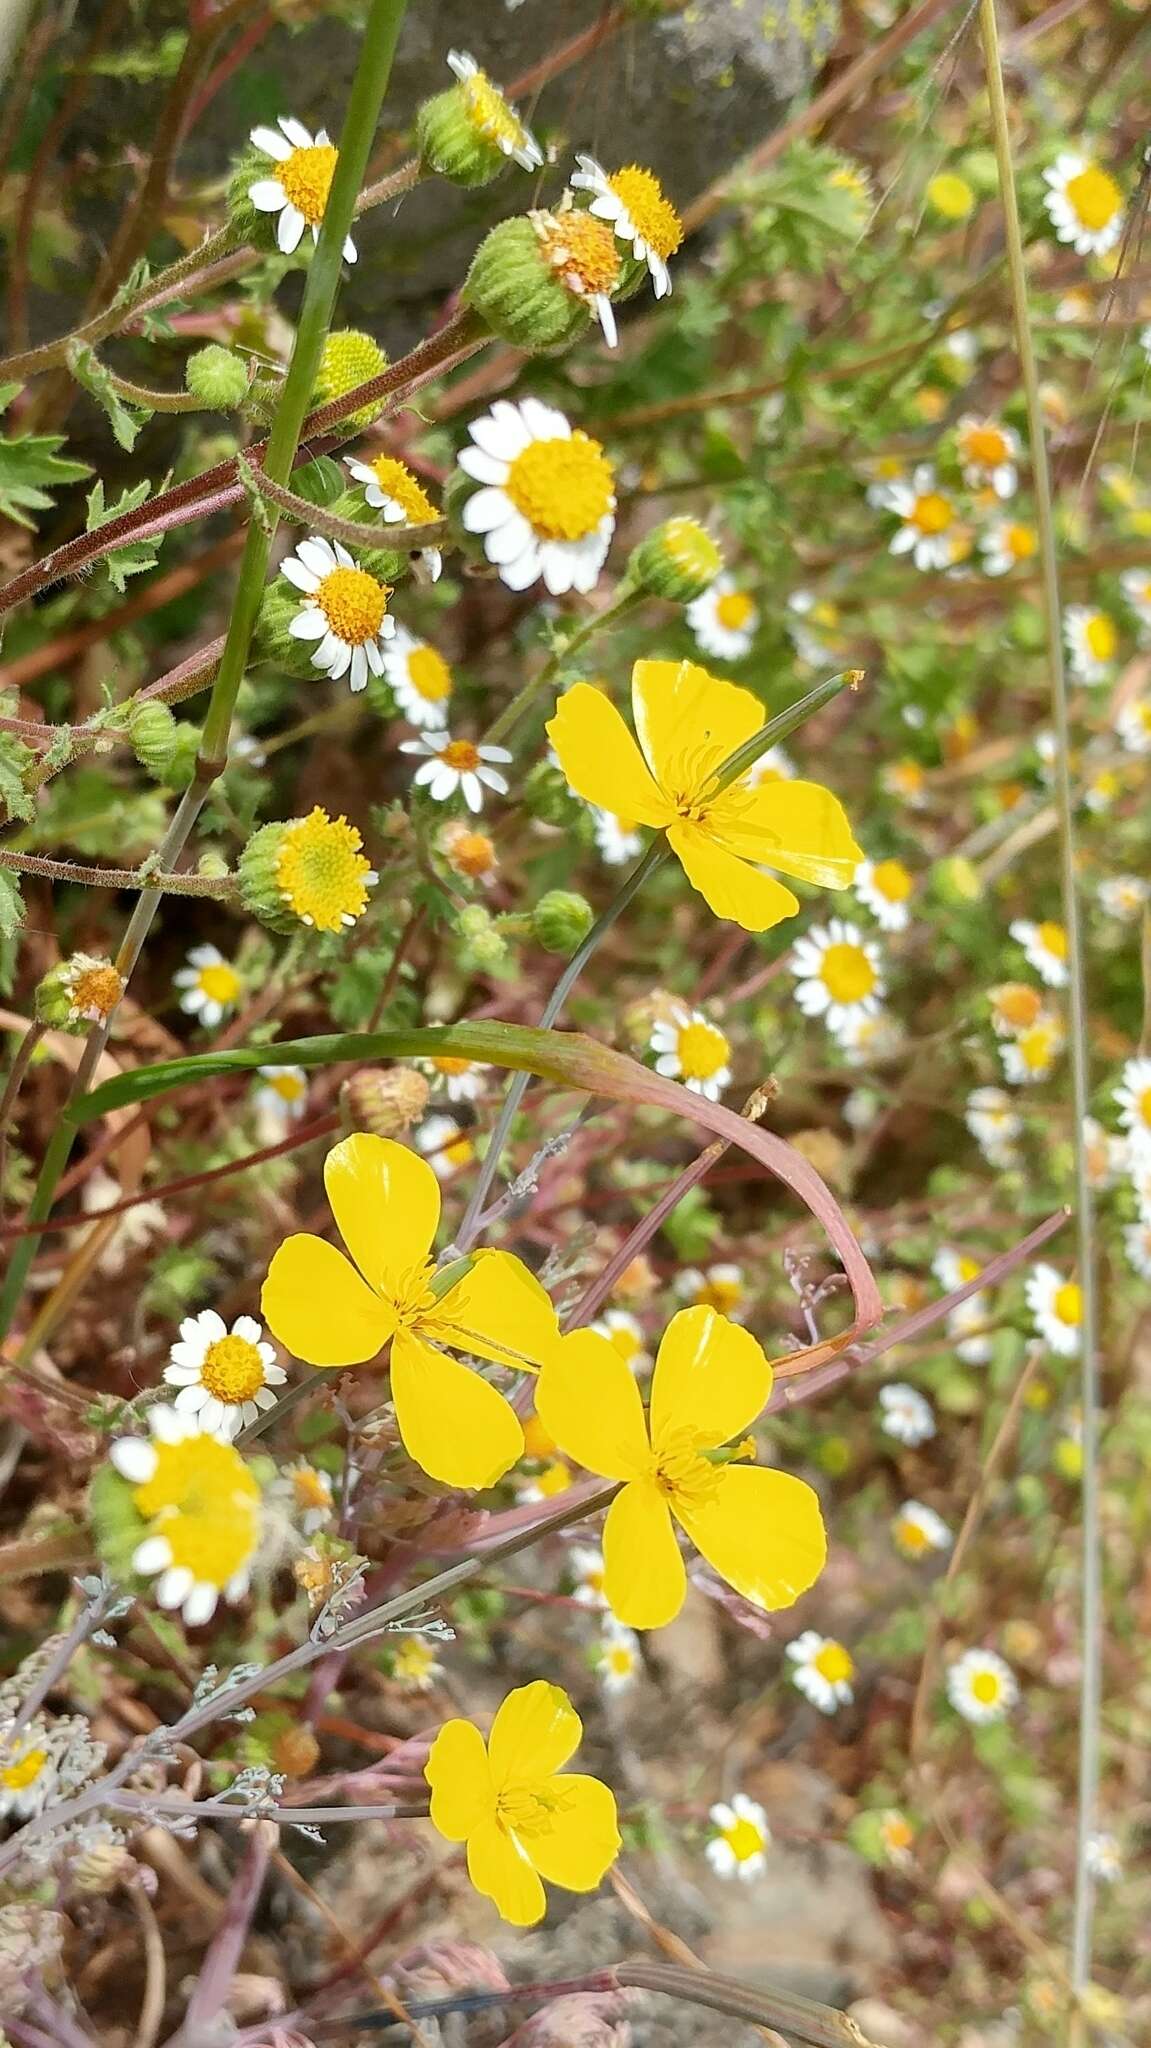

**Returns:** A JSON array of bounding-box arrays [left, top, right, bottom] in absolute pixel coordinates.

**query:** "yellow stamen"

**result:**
[[911, 491, 953, 535], [504, 432, 615, 542], [1064, 164, 1122, 232], [201, 1335, 266, 1405], [608, 165, 683, 259], [536, 209, 620, 298], [813, 1641, 854, 1684], [1082, 614, 1117, 662], [675, 1019, 730, 1082], [368, 456, 438, 524], [1054, 1282, 1082, 1326], [316, 565, 389, 646], [715, 590, 755, 631], [970, 1669, 1001, 1705], [406, 644, 452, 702], [721, 1815, 764, 1862], [820, 942, 876, 1004], [441, 739, 480, 773], [871, 858, 912, 903], [279, 143, 338, 227], [69, 961, 124, 1019], [198, 963, 241, 1006], [275, 807, 374, 933]]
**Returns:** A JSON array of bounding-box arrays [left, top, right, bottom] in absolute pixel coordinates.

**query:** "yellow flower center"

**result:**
[[432, 1055, 472, 1077], [897, 1517, 930, 1554], [962, 424, 1009, 468], [275, 807, 374, 933], [201, 1334, 266, 1405], [279, 143, 339, 227], [1139, 1086, 1151, 1129], [537, 209, 621, 297], [1038, 920, 1067, 960], [608, 165, 684, 259], [441, 739, 480, 773], [268, 1070, 306, 1103], [291, 1465, 331, 1512], [496, 1780, 570, 1839], [1064, 164, 1122, 232], [316, 565, 389, 646], [1019, 1024, 1056, 1070], [970, 1669, 1002, 1705], [911, 490, 953, 535], [871, 858, 912, 903], [461, 68, 530, 154], [132, 1435, 260, 1587], [663, 517, 721, 581], [1006, 523, 1037, 560], [70, 962, 124, 1017], [445, 827, 496, 878], [694, 1274, 743, 1315], [892, 760, 925, 793], [581, 1563, 607, 1595], [881, 1814, 913, 1853], [368, 456, 438, 524], [0, 1747, 49, 1792], [604, 1643, 636, 1678], [715, 590, 756, 631], [955, 1254, 980, 1283], [653, 1431, 722, 1511], [394, 1636, 437, 1681], [504, 432, 615, 542], [813, 1641, 854, 1684], [198, 962, 241, 1006], [721, 1815, 764, 1863], [820, 942, 876, 1004], [1083, 613, 1117, 661], [1054, 1282, 1082, 1327], [675, 1019, 730, 1082], [407, 645, 453, 702], [996, 982, 1042, 1029], [927, 171, 974, 220]]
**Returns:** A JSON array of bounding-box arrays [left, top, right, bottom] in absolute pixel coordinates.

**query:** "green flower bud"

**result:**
[[521, 759, 584, 827], [457, 902, 509, 971], [463, 217, 592, 355], [197, 849, 231, 880], [416, 57, 541, 189], [627, 517, 723, 603], [34, 963, 80, 1032], [128, 700, 178, 779], [932, 855, 983, 906], [161, 722, 201, 791], [312, 328, 389, 430], [237, 819, 298, 935], [184, 344, 249, 410], [531, 890, 594, 955]]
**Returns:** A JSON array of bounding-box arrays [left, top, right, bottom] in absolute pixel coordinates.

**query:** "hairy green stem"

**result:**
[[979, 0, 1100, 2000], [0, 848, 234, 895], [245, 466, 449, 554]]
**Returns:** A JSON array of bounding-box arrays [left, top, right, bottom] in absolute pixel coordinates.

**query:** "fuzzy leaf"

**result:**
[[0, 733, 35, 823], [67, 344, 149, 452], [0, 384, 91, 528], [0, 868, 24, 940], [86, 479, 161, 593]]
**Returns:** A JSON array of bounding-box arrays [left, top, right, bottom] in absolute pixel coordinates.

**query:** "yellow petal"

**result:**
[[390, 1330, 523, 1488], [667, 820, 799, 933], [603, 1478, 686, 1629], [708, 780, 862, 889], [650, 1306, 773, 1453], [632, 658, 762, 798], [535, 1330, 652, 1480], [675, 1466, 827, 1611], [426, 1717, 494, 1840], [324, 1132, 439, 1295], [261, 1235, 396, 1367], [432, 1250, 560, 1373], [466, 1815, 547, 1926], [488, 1680, 582, 1786], [545, 683, 671, 828], [528, 1773, 621, 1891]]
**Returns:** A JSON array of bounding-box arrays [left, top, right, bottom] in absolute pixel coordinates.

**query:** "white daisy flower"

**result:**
[[892, 1500, 952, 1560], [854, 857, 914, 932], [174, 943, 243, 1029], [1120, 566, 1151, 630], [253, 1065, 309, 1129], [1123, 1219, 1151, 1279], [344, 454, 443, 582], [706, 1793, 770, 1881], [1114, 1055, 1151, 1156], [786, 1630, 855, 1714], [391, 1635, 444, 1692], [965, 1086, 1024, 1166], [1115, 697, 1151, 755], [932, 1247, 993, 1364], [1064, 604, 1119, 683], [979, 518, 1038, 577], [839, 1007, 905, 1067], [593, 809, 644, 866], [675, 1264, 747, 1320], [445, 50, 542, 171], [946, 1647, 1018, 1724], [163, 1309, 285, 1440], [1097, 874, 1149, 923], [988, 982, 1045, 1037], [884, 465, 962, 571], [596, 1623, 643, 1695], [792, 919, 885, 1037], [401, 730, 511, 812], [1000, 1012, 1065, 1085], [379, 625, 454, 728], [1082, 1115, 1127, 1192], [879, 1382, 936, 1446], [416, 1114, 475, 1181], [957, 417, 1019, 499], [1010, 917, 1069, 988], [590, 1308, 651, 1375], [685, 574, 759, 662], [0, 1719, 62, 1819], [109, 1406, 261, 1627], [1043, 152, 1125, 256], [863, 455, 908, 507], [649, 1002, 732, 1100], [58, 953, 124, 1026], [568, 1543, 610, 1609], [247, 116, 356, 261], [284, 1459, 334, 1535], [1025, 1262, 1082, 1356], [786, 590, 843, 669], [569, 155, 683, 299], [881, 758, 929, 808], [421, 1052, 487, 1104], [457, 398, 616, 595], [281, 535, 395, 692], [1085, 1832, 1122, 1883]]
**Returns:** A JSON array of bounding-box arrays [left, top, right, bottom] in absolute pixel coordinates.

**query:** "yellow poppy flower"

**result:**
[[546, 659, 860, 933], [261, 1133, 560, 1489], [426, 1680, 620, 1926], [535, 1305, 826, 1629]]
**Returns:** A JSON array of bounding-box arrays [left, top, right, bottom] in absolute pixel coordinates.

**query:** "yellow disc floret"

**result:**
[[1065, 164, 1122, 232], [275, 807, 375, 932], [871, 858, 912, 903], [132, 1435, 260, 1587], [0, 1747, 49, 1793], [504, 432, 615, 542], [201, 1334, 266, 1405], [821, 943, 877, 1004], [675, 1020, 730, 1082], [1083, 613, 1117, 662], [912, 490, 953, 535], [461, 67, 531, 156], [69, 961, 125, 1020], [198, 962, 242, 1007], [609, 165, 683, 259], [716, 589, 755, 631], [279, 143, 339, 227], [407, 644, 453, 702], [368, 456, 439, 524], [970, 1669, 1002, 1706], [663, 517, 721, 581], [814, 1641, 854, 1684], [1054, 1282, 1082, 1326], [316, 565, 390, 646], [537, 209, 621, 298]]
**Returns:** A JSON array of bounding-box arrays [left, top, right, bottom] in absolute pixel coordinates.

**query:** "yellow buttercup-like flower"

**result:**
[[426, 1680, 620, 1926], [535, 1306, 827, 1630], [546, 660, 859, 933], [261, 1134, 560, 1488]]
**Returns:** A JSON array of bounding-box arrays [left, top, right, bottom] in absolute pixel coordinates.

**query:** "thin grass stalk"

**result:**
[[977, 0, 1102, 2001]]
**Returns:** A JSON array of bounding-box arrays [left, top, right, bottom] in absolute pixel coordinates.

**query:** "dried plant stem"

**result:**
[[167, 1819, 275, 2048], [979, 0, 1101, 1999]]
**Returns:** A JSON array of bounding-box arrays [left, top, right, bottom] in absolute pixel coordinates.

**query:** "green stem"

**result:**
[[979, 0, 1100, 2002], [0, 848, 234, 895], [483, 588, 644, 747], [101, 366, 206, 414], [245, 466, 448, 554]]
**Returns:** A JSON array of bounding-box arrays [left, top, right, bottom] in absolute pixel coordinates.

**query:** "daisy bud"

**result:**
[[931, 855, 982, 905], [416, 52, 542, 189], [627, 516, 723, 603], [36, 954, 125, 1033], [238, 809, 378, 936], [184, 343, 249, 410], [340, 1066, 430, 1137], [161, 722, 201, 791], [521, 760, 585, 827], [312, 328, 389, 430], [128, 700, 179, 778], [463, 217, 594, 354], [531, 889, 594, 955], [457, 902, 509, 970]]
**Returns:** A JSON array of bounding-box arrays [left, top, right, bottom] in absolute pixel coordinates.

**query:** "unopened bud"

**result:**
[[628, 516, 722, 602], [531, 890, 594, 955], [340, 1067, 430, 1137], [185, 344, 249, 409]]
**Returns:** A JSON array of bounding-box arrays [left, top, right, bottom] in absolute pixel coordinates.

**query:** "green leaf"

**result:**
[[0, 733, 35, 823], [0, 386, 90, 529], [85, 479, 161, 594], [291, 455, 346, 507], [67, 344, 148, 453], [0, 869, 24, 941]]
